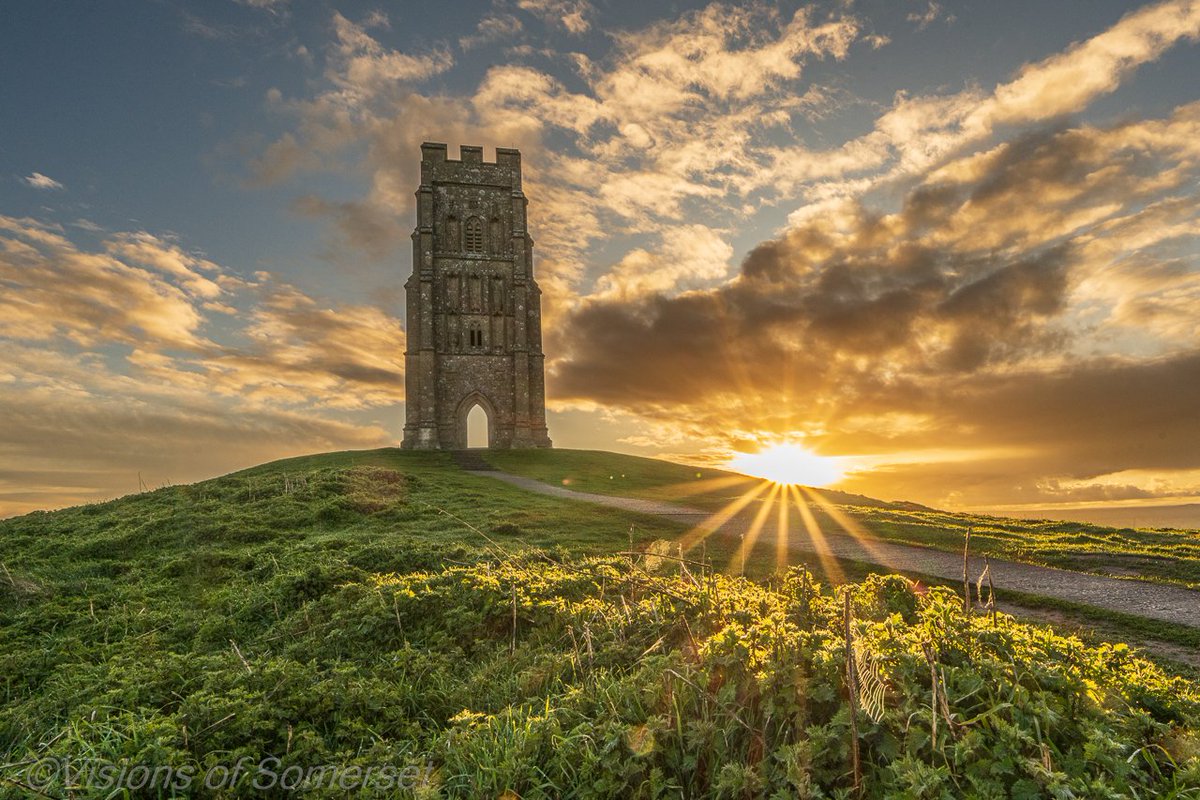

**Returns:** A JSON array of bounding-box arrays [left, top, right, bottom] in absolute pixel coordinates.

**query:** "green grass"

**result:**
[[486, 449, 1200, 590], [1, 449, 686, 579], [1, 448, 1199, 797]]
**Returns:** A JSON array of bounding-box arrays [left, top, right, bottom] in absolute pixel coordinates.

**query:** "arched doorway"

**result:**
[[466, 403, 489, 448], [453, 391, 498, 449]]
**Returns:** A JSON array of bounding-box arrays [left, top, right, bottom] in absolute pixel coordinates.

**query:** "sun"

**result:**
[[726, 443, 844, 487]]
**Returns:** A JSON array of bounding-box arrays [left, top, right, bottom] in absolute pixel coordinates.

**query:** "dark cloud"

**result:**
[[941, 352, 1200, 477], [934, 248, 1071, 370]]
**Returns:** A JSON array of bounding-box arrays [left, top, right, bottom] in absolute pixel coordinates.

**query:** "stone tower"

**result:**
[[401, 143, 553, 450]]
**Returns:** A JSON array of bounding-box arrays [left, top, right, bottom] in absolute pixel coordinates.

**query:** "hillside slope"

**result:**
[[1, 449, 1199, 797]]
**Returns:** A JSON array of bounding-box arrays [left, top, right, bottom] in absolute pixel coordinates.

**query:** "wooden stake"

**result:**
[[230, 639, 253, 674], [985, 555, 997, 627], [922, 642, 938, 756], [843, 590, 862, 795], [961, 527, 972, 615]]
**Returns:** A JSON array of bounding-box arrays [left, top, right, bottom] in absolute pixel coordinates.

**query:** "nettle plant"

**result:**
[[350, 552, 1199, 798]]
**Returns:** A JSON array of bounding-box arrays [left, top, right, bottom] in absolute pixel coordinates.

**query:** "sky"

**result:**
[[2, 0, 1200, 522]]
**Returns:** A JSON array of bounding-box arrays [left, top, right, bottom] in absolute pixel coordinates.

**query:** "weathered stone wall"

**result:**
[[401, 143, 552, 449]]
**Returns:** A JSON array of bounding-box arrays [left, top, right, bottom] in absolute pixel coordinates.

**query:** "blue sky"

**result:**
[[3, 0, 1200, 519]]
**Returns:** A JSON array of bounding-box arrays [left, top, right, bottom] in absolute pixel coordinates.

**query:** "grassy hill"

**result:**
[[2, 449, 1199, 797]]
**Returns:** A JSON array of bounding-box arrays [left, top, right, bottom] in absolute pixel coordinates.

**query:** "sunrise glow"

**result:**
[[726, 444, 844, 487]]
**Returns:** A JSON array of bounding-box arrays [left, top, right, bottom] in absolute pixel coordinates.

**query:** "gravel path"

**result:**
[[480, 471, 1200, 631]]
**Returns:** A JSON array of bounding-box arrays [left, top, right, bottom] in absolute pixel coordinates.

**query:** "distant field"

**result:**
[[486, 449, 1200, 590], [996, 503, 1200, 531]]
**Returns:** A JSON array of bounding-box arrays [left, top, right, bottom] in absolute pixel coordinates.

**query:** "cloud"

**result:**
[[558, 109, 1195, 393], [291, 194, 406, 260], [944, 353, 1200, 476], [106, 231, 225, 299], [977, 0, 1200, 130], [22, 172, 63, 190], [549, 103, 1200, 506], [248, 11, 477, 259], [834, 351, 1200, 507], [254, 0, 1199, 278], [460, 12, 523, 51], [0, 217, 215, 350], [517, 0, 593, 34], [328, 12, 454, 101], [0, 216, 406, 409], [249, 10, 461, 184], [188, 283, 407, 410], [591, 225, 733, 301], [251, 0, 869, 317], [906, 2, 954, 31], [0, 208, 412, 517], [237, 0, 289, 9], [274, 0, 1197, 296], [180, 11, 244, 41], [766, 0, 1200, 208], [0, 343, 391, 518]]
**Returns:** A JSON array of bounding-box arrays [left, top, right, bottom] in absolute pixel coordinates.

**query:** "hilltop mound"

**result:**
[[1, 449, 1198, 797]]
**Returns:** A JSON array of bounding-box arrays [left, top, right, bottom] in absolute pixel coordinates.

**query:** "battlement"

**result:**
[[420, 142, 521, 167]]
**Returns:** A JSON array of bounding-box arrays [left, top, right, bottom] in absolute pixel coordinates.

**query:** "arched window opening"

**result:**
[[466, 403, 489, 448], [465, 217, 484, 253]]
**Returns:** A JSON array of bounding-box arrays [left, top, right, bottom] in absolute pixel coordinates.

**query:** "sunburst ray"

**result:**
[[789, 485, 846, 584], [800, 486, 891, 567], [725, 482, 781, 575], [775, 480, 791, 573], [647, 474, 758, 501], [677, 479, 772, 553]]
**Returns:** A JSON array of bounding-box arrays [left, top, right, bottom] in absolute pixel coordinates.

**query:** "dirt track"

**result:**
[[479, 471, 1200, 633]]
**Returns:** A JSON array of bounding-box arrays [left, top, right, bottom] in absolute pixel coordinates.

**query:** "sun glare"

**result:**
[[726, 444, 844, 487]]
